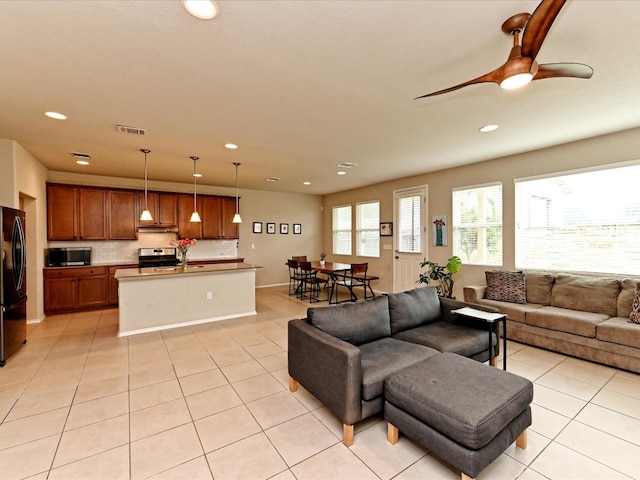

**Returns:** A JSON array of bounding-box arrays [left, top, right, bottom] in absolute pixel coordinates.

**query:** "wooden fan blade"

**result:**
[[521, 0, 566, 60], [414, 68, 504, 99], [534, 62, 594, 80]]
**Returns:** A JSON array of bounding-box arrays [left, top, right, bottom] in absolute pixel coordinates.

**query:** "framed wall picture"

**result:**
[[380, 222, 393, 236], [293, 223, 301, 234], [267, 222, 276, 234], [432, 215, 448, 246], [280, 223, 289, 234], [253, 222, 262, 234]]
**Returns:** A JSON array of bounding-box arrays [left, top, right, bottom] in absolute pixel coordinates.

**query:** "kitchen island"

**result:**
[[115, 262, 259, 336]]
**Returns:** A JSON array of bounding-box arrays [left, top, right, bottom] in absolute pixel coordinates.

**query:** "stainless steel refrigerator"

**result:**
[[1, 206, 27, 367]]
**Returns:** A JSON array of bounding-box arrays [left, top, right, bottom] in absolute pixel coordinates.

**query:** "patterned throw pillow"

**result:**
[[484, 270, 526, 304], [629, 283, 640, 324]]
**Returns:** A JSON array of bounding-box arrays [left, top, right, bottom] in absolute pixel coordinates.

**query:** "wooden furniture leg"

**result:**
[[516, 429, 527, 449], [289, 377, 298, 392], [387, 423, 399, 444], [343, 423, 354, 446], [490, 357, 498, 367]]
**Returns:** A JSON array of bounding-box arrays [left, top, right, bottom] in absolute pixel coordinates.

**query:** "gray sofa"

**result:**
[[287, 286, 501, 446], [463, 272, 640, 374]]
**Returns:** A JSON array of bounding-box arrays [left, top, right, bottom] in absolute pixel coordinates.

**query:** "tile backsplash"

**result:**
[[48, 233, 238, 265]]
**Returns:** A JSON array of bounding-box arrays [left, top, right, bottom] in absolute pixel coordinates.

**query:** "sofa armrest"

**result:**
[[463, 285, 487, 303], [288, 319, 363, 425], [439, 297, 502, 357]]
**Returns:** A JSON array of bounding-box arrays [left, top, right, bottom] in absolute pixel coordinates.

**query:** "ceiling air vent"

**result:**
[[70, 152, 91, 159], [266, 177, 280, 183], [116, 124, 146, 135], [337, 162, 358, 168]]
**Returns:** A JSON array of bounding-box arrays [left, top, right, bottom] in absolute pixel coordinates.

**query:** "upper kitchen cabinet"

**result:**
[[221, 196, 239, 239], [47, 184, 107, 240], [177, 194, 202, 239], [108, 190, 138, 240], [177, 194, 239, 240], [138, 192, 178, 228]]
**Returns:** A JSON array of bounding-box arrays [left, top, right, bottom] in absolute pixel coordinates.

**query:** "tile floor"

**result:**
[[1, 285, 640, 479]]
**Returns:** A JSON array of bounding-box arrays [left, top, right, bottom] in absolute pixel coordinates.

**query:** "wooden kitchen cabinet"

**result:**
[[178, 194, 239, 239], [47, 184, 107, 240], [44, 266, 108, 314], [108, 190, 138, 240], [138, 192, 178, 228], [108, 264, 136, 305], [177, 194, 202, 239]]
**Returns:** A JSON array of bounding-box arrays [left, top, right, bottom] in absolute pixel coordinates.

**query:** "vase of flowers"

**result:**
[[170, 238, 197, 270], [319, 252, 326, 266]]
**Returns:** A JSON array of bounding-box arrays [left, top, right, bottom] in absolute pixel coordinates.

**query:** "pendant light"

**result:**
[[232, 162, 242, 223], [190, 156, 201, 222], [140, 149, 153, 221]]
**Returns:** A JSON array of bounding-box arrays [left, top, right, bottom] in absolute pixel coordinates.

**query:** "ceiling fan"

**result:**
[[415, 0, 593, 99]]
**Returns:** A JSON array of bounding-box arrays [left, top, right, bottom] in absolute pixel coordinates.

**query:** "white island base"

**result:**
[[115, 263, 258, 337]]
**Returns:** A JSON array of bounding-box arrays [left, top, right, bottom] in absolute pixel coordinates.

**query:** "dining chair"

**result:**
[[292, 255, 307, 264], [287, 259, 304, 296], [329, 264, 363, 304], [349, 263, 377, 300], [299, 261, 327, 303]]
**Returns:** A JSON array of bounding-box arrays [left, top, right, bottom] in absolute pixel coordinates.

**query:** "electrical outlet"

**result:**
[[206, 291, 212, 300]]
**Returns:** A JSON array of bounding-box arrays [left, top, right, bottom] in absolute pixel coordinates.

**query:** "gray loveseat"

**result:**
[[464, 272, 640, 373], [288, 286, 500, 446]]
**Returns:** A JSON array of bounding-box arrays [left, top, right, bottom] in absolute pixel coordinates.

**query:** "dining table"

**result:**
[[310, 261, 352, 303]]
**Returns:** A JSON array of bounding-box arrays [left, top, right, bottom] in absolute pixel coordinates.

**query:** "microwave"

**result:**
[[46, 247, 92, 267]]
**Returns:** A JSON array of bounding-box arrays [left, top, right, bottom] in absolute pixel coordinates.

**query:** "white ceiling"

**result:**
[[1, 1, 639, 195]]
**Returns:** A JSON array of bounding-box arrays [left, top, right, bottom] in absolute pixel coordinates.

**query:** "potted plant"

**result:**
[[319, 252, 327, 266], [417, 255, 462, 298]]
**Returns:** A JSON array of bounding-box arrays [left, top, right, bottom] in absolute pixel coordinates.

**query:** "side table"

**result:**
[[452, 307, 507, 370]]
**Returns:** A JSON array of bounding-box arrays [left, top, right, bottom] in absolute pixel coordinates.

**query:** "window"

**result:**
[[453, 183, 502, 265], [515, 163, 640, 275], [397, 192, 423, 253], [332, 205, 352, 255], [356, 201, 380, 257]]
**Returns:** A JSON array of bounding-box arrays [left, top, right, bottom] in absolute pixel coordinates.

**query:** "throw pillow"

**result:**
[[484, 270, 526, 304], [629, 283, 640, 324]]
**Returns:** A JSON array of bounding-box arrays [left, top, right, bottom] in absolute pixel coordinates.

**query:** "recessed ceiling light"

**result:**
[[479, 124, 499, 133], [193, 173, 203, 178], [45, 111, 67, 120], [76, 160, 90, 166], [182, 0, 218, 19], [337, 171, 347, 176], [303, 181, 311, 185], [225, 143, 238, 149]]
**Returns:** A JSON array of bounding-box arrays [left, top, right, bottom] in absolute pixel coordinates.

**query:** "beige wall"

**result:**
[[323, 126, 640, 298]]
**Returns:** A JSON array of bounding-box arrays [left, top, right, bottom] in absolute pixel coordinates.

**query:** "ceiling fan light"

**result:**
[[232, 213, 242, 224], [140, 209, 153, 221], [190, 211, 202, 222], [500, 72, 533, 90]]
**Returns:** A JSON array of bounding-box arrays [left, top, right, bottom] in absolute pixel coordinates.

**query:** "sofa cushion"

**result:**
[[484, 270, 526, 304], [630, 283, 640, 324], [597, 317, 640, 349], [526, 306, 609, 338], [618, 279, 639, 319], [307, 295, 391, 345], [470, 298, 543, 323], [550, 274, 620, 317], [393, 321, 496, 357], [525, 272, 556, 305], [359, 338, 439, 401], [387, 287, 441, 334]]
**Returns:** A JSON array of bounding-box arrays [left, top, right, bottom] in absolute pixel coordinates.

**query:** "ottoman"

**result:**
[[384, 352, 533, 480]]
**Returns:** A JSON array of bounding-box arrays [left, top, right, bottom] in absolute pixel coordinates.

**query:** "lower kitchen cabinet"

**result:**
[[44, 267, 108, 314], [108, 265, 136, 305]]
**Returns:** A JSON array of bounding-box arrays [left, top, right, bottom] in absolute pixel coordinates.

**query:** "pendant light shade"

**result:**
[[232, 162, 242, 224], [140, 149, 153, 221], [190, 156, 201, 223]]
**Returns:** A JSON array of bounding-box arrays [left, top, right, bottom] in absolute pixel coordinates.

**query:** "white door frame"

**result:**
[[392, 185, 428, 292]]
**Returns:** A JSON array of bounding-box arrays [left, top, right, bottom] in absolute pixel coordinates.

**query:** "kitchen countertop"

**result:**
[[44, 257, 245, 269], [115, 262, 259, 280]]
